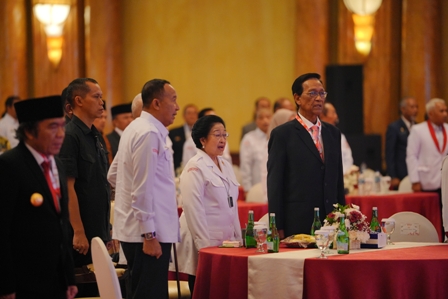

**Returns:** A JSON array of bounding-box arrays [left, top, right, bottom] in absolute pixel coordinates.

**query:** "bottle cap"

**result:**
[[249, 210, 254, 214], [269, 213, 275, 216], [314, 207, 319, 211], [372, 207, 378, 210]]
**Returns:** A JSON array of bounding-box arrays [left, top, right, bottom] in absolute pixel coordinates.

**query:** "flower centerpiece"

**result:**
[[323, 203, 371, 249]]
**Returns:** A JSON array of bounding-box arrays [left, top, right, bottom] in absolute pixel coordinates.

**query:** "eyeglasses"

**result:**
[[209, 132, 229, 139], [304, 91, 328, 99]]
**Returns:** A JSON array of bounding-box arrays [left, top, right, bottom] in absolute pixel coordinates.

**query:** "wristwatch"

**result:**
[[141, 231, 157, 240]]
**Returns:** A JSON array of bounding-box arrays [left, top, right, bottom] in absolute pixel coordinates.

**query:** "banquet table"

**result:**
[[193, 243, 448, 299], [346, 192, 442, 241]]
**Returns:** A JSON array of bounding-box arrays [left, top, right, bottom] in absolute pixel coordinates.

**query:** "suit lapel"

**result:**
[[398, 119, 410, 135], [19, 144, 60, 215], [294, 121, 322, 162]]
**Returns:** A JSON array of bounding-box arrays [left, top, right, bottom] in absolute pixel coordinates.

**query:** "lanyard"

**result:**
[[219, 177, 233, 208], [427, 120, 447, 154]]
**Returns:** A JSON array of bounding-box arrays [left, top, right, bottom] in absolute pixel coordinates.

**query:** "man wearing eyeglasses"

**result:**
[[267, 73, 346, 239]]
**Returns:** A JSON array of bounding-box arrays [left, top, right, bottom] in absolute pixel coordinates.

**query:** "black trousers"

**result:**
[[121, 241, 172, 299]]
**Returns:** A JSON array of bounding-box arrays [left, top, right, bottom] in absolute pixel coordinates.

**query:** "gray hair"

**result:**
[[426, 98, 446, 113], [400, 96, 414, 108]]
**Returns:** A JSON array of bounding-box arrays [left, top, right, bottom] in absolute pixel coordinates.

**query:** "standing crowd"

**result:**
[[0, 73, 447, 299]]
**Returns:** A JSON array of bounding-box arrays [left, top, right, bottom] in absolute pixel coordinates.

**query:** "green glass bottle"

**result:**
[[267, 213, 280, 253], [245, 210, 257, 248], [337, 215, 350, 254], [310, 207, 322, 236], [370, 207, 381, 233]]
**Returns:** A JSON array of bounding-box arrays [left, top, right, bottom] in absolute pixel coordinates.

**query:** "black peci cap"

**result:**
[[15, 95, 64, 123]]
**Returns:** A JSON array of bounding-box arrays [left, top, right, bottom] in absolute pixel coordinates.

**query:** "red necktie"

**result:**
[[310, 125, 323, 160], [41, 160, 61, 213]]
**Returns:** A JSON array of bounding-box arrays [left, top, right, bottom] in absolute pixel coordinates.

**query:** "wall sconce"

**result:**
[[343, 0, 382, 56], [33, 3, 70, 67]]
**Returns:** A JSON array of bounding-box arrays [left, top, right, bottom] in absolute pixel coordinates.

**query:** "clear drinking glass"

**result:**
[[321, 226, 336, 252], [381, 218, 396, 245], [314, 230, 330, 258], [253, 225, 268, 253]]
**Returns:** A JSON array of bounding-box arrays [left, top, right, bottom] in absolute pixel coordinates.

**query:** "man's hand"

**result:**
[[73, 232, 89, 255], [0, 293, 15, 299], [66, 285, 78, 299], [142, 238, 162, 259], [411, 182, 422, 192], [390, 178, 401, 190]]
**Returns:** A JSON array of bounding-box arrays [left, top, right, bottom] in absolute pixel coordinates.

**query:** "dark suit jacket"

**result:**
[[385, 118, 410, 180], [106, 130, 120, 158], [267, 119, 346, 237], [169, 125, 186, 170], [0, 142, 75, 296]]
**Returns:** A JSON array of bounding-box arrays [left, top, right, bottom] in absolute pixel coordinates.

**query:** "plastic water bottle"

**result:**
[[374, 171, 381, 194]]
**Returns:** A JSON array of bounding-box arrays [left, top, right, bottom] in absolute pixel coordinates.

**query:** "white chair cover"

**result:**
[[389, 212, 439, 243], [398, 176, 412, 192], [91, 237, 122, 299], [246, 183, 264, 203]]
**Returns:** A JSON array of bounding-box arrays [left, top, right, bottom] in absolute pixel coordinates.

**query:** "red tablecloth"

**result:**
[[303, 245, 448, 299], [346, 192, 442, 241], [178, 201, 268, 229], [194, 245, 448, 299]]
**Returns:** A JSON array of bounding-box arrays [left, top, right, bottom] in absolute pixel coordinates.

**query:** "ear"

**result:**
[[199, 137, 206, 147], [74, 95, 83, 107], [293, 93, 301, 106], [152, 98, 161, 111], [24, 129, 35, 141]]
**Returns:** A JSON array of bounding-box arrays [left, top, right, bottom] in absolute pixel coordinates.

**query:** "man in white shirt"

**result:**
[[240, 108, 272, 193], [0, 95, 21, 149], [406, 98, 448, 193], [110, 79, 180, 299], [320, 102, 354, 175]]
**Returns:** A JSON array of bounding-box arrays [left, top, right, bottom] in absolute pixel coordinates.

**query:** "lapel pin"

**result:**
[[30, 193, 44, 207]]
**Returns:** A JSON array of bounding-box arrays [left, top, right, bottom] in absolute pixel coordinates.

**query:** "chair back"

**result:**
[[91, 237, 123, 299], [389, 212, 439, 243], [398, 176, 412, 192], [246, 183, 264, 203]]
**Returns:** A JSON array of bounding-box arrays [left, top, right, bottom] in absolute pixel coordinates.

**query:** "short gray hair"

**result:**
[[426, 98, 446, 113]]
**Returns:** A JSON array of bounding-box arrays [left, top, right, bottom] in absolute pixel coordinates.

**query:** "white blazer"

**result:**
[[173, 150, 242, 275], [406, 121, 448, 190]]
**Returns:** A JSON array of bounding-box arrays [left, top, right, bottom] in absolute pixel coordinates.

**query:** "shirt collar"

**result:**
[[70, 115, 92, 135], [298, 112, 321, 131], [401, 115, 413, 130], [141, 111, 169, 138], [24, 142, 55, 167], [114, 127, 124, 136]]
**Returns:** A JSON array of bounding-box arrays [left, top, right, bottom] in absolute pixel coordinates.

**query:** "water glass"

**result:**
[[321, 226, 336, 252], [381, 218, 395, 245], [314, 230, 330, 259], [253, 225, 268, 253]]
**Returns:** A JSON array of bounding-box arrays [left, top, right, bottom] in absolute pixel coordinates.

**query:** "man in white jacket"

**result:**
[[407, 98, 447, 234]]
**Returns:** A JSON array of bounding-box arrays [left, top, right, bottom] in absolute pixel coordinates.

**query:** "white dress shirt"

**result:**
[[239, 128, 267, 192], [341, 133, 354, 175], [181, 137, 232, 168], [172, 149, 242, 275], [0, 113, 19, 148], [111, 111, 179, 243]]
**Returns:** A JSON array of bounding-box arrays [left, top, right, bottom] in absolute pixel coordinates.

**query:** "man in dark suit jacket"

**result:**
[[385, 97, 418, 189], [267, 73, 345, 239], [0, 96, 77, 299], [106, 103, 133, 158], [169, 104, 198, 171]]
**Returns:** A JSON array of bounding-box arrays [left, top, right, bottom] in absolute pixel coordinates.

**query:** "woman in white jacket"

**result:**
[[175, 115, 242, 295]]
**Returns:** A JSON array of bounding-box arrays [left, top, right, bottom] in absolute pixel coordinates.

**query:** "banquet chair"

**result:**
[[389, 212, 439, 243], [91, 237, 123, 299], [246, 183, 264, 203], [398, 176, 412, 192]]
